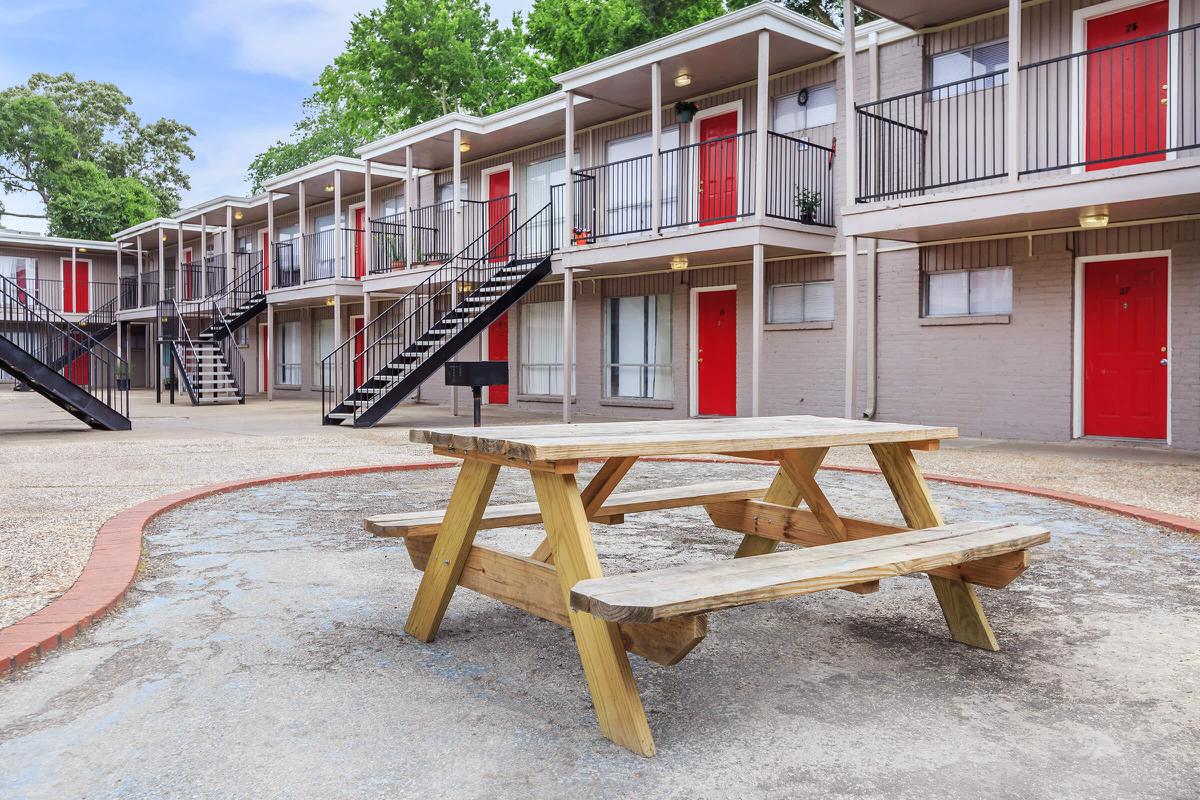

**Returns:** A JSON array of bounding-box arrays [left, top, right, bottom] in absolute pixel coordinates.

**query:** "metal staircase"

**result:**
[[157, 254, 264, 407], [0, 273, 131, 430], [321, 201, 557, 427], [45, 294, 118, 373]]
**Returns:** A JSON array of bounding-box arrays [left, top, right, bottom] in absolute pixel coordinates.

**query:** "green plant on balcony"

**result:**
[[386, 237, 405, 270], [794, 187, 822, 225]]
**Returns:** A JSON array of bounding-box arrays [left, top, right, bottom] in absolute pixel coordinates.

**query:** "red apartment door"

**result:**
[[487, 170, 511, 262], [696, 289, 736, 416], [698, 111, 738, 225], [1086, 1, 1169, 170], [1083, 256, 1168, 439], [262, 232, 271, 292], [62, 259, 89, 313], [487, 311, 509, 404], [352, 316, 366, 387], [354, 207, 367, 279]]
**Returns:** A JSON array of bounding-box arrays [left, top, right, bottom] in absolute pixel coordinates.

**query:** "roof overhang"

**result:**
[[174, 194, 268, 227], [113, 218, 209, 243], [0, 231, 117, 253], [853, 0, 1006, 31], [554, 2, 843, 110], [262, 155, 408, 202]]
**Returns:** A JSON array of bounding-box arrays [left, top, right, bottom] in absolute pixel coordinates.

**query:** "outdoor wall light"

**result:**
[[1079, 212, 1110, 229], [460, 139, 471, 153], [325, 297, 335, 306], [234, 210, 244, 221], [670, 255, 689, 271], [78, 247, 87, 253], [324, 184, 335, 192], [674, 72, 692, 88]]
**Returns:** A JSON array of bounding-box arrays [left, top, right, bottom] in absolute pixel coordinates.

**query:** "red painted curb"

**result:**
[[0, 461, 456, 678], [2, 453, 1195, 678]]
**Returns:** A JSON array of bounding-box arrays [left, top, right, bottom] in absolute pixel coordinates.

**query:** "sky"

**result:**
[[0, 0, 531, 235]]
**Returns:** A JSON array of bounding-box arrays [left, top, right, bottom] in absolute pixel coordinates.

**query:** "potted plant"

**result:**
[[795, 188, 822, 225], [387, 239, 405, 271], [115, 361, 131, 391], [675, 100, 699, 123]]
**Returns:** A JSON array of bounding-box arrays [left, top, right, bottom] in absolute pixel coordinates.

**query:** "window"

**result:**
[[437, 181, 468, 205], [311, 317, 335, 385], [378, 194, 405, 220], [519, 301, 575, 396], [276, 223, 301, 280], [277, 320, 301, 384], [925, 267, 1012, 317], [312, 213, 336, 278], [604, 294, 672, 400], [771, 82, 837, 135], [929, 40, 1008, 95], [599, 128, 681, 237], [524, 154, 576, 247], [768, 281, 834, 323]]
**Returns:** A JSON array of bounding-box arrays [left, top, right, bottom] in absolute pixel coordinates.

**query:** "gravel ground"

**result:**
[[2, 388, 1198, 631], [1, 462, 1197, 799]]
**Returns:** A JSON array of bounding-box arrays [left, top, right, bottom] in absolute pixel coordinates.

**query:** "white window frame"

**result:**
[[518, 300, 575, 397], [928, 38, 1009, 97], [603, 293, 673, 402], [771, 82, 837, 136], [923, 266, 1013, 318], [767, 280, 835, 324], [276, 320, 301, 385]]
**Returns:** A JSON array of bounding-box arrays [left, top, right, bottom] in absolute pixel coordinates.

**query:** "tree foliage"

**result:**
[[249, 0, 870, 188], [0, 72, 195, 238]]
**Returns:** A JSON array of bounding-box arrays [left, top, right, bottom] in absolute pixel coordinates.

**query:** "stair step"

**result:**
[[325, 412, 354, 420]]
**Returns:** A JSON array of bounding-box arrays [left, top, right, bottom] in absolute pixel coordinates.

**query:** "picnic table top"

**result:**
[[410, 415, 958, 461]]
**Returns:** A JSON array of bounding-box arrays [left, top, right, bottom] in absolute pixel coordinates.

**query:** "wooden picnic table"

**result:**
[[371, 415, 1049, 756]]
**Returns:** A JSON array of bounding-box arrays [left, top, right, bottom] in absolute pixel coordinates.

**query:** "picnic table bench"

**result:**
[[368, 415, 1050, 756]]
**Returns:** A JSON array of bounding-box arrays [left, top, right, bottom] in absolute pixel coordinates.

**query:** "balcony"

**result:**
[[562, 130, 835, 272], [846, 23, 1200, 241], [271, 229, 365, 296]]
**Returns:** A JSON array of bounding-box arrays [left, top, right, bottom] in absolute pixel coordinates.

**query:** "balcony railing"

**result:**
[[367, 195, 516, 274], [764, 133, 836, 226], [662, 130, 757, 228], [300, 228, 362, 282], [203, 254, 228, 296], [370, 213, 406, 274], [0, 278, 118, 316], [273, 240, 300, 288], [856, 23, 1199, 203]]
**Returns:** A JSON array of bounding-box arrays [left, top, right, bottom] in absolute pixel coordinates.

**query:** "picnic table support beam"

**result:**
[[870, 442, 999, 651], [404, 458, 501, 642], [531, 470, 656, 757], [734, 447, 828, 558], [532, 455, 638, 563]]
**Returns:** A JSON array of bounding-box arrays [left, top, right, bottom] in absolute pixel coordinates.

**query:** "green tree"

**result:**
[[0, 72, 195, 234], [724, 0, 875, 28], [250, 0, 554, 190], [45, 161, 161, 241]]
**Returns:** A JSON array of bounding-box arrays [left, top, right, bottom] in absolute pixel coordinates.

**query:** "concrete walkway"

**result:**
[[0, 463, 1196, 798], [2, 388, 1198, 631]]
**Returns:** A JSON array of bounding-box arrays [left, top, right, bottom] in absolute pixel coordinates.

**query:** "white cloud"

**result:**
[[187, 0, 378, 82], [181, 121, 297, 207], [0, 191, 49, 236]]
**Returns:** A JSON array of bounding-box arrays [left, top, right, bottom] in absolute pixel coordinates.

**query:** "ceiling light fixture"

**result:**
[[670, 255, 689, 271], [234, 210, 244, 221], [1079, 212, 1109, 229], [78, 247, 87, 253], [674, 72, 692, 88], [324, 184, 335, 192], [460, 139, 471, 153]]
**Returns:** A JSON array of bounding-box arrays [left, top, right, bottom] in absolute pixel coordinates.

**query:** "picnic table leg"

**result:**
[[869, 442, 1000, 651], [734, 447, 829, 558], [530, 456, 638, 564], [531, 469, 656, 757], [404, 457, 501, 643]]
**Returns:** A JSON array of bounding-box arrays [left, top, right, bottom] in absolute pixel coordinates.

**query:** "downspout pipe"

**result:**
[[863, 31, 880, 420]]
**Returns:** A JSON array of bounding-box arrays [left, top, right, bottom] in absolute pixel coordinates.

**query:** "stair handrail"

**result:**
[[211, 296, 245, 400], [321, 200, 556, 422], [203, 251, 266, 314], [0, 273, 126, 364]]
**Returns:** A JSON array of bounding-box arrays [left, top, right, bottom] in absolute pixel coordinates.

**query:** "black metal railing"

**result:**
[[232, 251, 266, 300], [142, 273, 160, 307], [273, 240, 300, 288], [661, 130, 757, 228], [765, 132, 836, 226], [369, 213, 407, 274], [857, 69, 1007, 202], [410, 200, 453, 263], [300, 228, 360, 282], [573, 155, 653, 240], [0, 272, 129, 418], [1022, 22, 1199, 174], [322, 198, 556, 424], [367, 195, 517, 274], [0, 278, 118, 316], [204, 254, 228, 296], [119, 275, 138, 310]]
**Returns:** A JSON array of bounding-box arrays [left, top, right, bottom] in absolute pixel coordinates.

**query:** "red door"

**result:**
[[487, 170, 511, 262], [696, 289, 736, 416], [1086, 1, 1169, 170], [698, 111, 739, 225], [352, 316, 366, 387], [354, 207, 367, 279], [1083, 256, 1168, 439], [62, 260, 89, 313], [487, 311, 509, 404], [261, 232, 271, 292]]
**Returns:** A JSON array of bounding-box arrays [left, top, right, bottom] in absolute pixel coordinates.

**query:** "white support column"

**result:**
[[117, 318, 123, 358], [452, 129, 463, 255], [754, 30, 770, 221], [1006, 0, 1021, 181], [333, 295, 342, 362], [843, 2, 858, 206], [364, 160, 374, 277], [333, 169, 343, 277], [157, 230, 165, 304], [115, 243, 122, 313], [751, 243, 764, 417], [844, 235, 858, 419], [651, 63, 663, 235], [405, 146, 415, 265], [563, 90, 576, 249], [266, 302, 274, 401], [69, 246, 76, 309], [136, 235, 143, 308], [225, 206, 234, 290], [200, 214, 208, 296], [176, 222, 184, 300], [297, 181, 307, 283], [562, 268, 574, 423], [267, 192, 276, 290]]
